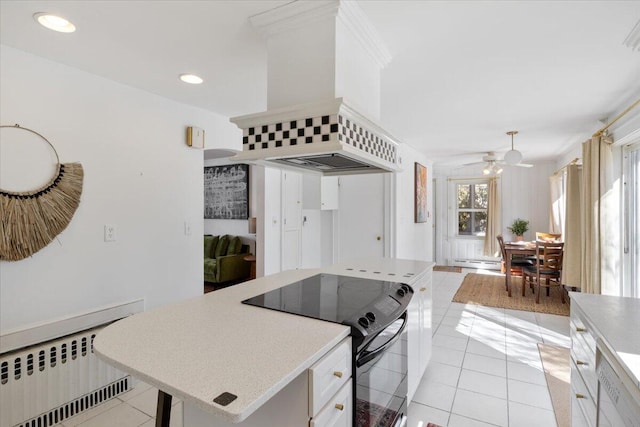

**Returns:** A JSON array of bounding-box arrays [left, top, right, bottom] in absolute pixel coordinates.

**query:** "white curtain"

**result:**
[[483, 178, 500, 256], [581, 135, 616, 294], [549, 173, 565, 235], [562, 164, 582, 288]]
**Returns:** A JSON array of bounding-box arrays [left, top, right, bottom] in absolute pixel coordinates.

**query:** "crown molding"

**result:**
[[250, 0, 391, 68], [250, 1, 339, 37], [336, 0, 391, 68]]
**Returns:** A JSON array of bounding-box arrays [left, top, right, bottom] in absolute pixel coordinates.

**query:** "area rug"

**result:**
[[538, 343, 570, 427], [452, 273, 570, 316], [433, 265, 462, 273]]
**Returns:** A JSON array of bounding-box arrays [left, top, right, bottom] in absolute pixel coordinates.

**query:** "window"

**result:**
[[456, 182, 488, 236]]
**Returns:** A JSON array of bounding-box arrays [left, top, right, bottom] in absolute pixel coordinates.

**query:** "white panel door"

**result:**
[[282, 171, 302, 271], [337, 174, 385, 261]]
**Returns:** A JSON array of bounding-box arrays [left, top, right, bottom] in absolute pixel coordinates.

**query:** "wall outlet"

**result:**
[[104, 224, 116, 242]]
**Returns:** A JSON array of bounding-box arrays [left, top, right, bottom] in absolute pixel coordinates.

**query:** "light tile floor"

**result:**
[[55, 269, 569, 427], [407, 269, 570, 427]]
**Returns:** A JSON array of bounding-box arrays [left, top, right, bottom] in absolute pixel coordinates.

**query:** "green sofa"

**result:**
[[204, 235, 251, 284]]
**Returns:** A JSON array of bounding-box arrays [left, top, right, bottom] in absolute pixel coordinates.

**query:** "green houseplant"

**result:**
[[508, 218, 529, 240]]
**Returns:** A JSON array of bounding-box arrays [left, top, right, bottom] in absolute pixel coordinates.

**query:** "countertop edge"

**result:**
[[95, 325, 351, 423]]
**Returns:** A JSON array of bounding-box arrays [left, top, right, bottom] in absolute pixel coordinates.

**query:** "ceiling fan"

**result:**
[[503, 130, 531, 166], [463, 131, 533, 174]]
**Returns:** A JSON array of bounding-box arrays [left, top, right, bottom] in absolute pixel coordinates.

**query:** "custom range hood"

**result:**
[[230, 98, 400, 175], [230, 0, 402, 175]]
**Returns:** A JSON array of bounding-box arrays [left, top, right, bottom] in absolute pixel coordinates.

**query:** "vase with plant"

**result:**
[[508, 218, 529, 241]]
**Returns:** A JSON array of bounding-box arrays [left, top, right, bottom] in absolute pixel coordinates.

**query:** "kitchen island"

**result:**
[[569, 293, 640, 427], [94, 258, 434, 426]]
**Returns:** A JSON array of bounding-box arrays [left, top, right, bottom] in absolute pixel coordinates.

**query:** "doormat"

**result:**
[[538, 343, 570, 427], [433, 265, 462, 273], [452, 273, 570, 316]]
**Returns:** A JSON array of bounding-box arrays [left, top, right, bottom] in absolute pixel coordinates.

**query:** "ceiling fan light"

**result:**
[[504, 149, 523, 165], [483, 166, 491, 175], [496, 166, 503, 174]]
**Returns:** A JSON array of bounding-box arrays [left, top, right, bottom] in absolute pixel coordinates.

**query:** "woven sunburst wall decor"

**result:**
[[0, 124, 84, 261]]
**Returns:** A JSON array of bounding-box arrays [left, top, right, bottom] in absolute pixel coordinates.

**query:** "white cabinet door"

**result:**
[[320, 176, 339, 210], [282, 171, 302, 271], [407, 292, 421, 402], [419, 273, 433, 376], [407, 270, 433, 402], [303, 175, 339, 210]]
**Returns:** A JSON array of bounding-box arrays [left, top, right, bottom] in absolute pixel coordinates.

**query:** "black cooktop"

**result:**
[[241, 273, 413, 340]]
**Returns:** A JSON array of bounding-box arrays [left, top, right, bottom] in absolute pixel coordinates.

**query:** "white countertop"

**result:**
[[94, 258, 433, 423], [570, 293, 640, 388]]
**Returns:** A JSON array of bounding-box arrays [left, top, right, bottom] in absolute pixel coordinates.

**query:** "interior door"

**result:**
[[282, 171, 302, 271], [336, 174, 385, 261]]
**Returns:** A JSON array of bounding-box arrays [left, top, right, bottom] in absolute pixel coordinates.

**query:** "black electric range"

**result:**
[[241, 273, 412, 345], [242, 273, 413, 427]]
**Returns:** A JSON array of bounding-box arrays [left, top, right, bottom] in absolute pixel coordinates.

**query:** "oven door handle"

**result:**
[[355, 312, 408, 368]]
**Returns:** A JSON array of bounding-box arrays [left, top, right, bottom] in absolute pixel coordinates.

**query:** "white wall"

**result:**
[[434, 161, 555, 265], [393, 144, 433, 262], [0, 46, 234, 334]]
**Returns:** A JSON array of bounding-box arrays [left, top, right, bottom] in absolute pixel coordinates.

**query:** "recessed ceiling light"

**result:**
[[33, 13, 76, 33], [179, 74, 204, 84]]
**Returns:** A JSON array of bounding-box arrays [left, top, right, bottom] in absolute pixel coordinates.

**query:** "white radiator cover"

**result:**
[[0, 326, 130, 427], [450, 258, 501, 271]]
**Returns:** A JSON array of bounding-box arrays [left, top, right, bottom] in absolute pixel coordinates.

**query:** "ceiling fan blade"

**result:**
[[462, 161, 484, 166], [515, 163, 534, 168]]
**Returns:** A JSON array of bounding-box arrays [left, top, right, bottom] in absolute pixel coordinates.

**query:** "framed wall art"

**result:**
[[415, 162, 427, 223], [204, 164, 249, 220]]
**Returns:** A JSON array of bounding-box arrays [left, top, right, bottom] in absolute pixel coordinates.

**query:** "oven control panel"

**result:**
[[348, 283, 413, 341]]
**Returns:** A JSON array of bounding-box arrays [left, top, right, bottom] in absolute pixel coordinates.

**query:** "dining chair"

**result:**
[[526, 232, 562, 264], [535, 232, 562, 242], [521, 241, 565, 303], [497, 234, 533, 292]]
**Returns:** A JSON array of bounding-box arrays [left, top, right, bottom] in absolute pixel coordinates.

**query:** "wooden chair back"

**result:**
[[535, 232, 562, 242], [535, 241, 564, 273], [496, 234, 506, 261]]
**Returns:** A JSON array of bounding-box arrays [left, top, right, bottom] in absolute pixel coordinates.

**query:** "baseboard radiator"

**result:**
[[0, 326, 130, 427], [450, 258, 501, 270]]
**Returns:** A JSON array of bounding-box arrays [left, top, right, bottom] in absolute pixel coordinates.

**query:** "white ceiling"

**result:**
[[1, 1, 639, 165]]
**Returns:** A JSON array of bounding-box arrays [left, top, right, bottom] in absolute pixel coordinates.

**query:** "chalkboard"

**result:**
[[204, 164, 249, 219]]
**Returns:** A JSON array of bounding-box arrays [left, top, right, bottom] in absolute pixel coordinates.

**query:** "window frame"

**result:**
[[454, 179, 490, 237], [623, 142, 640, 298]]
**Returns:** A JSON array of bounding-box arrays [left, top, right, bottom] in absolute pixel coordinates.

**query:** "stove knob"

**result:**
[[397, 288, 406, 297], [365, 312, 376, 322], [358, 317, 370, 328], [401, 284, 411, 294]]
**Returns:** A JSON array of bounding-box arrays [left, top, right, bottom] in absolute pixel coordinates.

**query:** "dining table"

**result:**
[[504, 240, 538, 297]]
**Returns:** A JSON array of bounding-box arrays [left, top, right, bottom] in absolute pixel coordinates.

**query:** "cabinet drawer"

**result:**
[[571, 347, 596, 397], [309, 338, 352, 416], [570, 317, 597, 398], [570, 318, 596, 354], [310, 379, 352, 427], [571, 361, 596, 427]]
